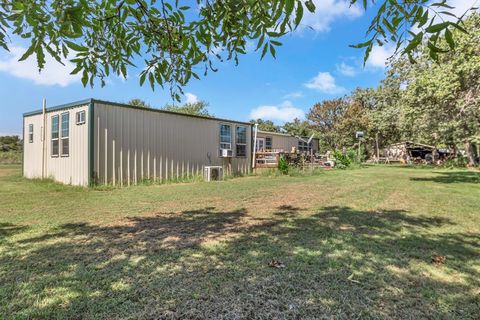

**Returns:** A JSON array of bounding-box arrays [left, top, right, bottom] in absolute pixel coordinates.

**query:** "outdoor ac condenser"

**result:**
[[204, 166, 223, 181]]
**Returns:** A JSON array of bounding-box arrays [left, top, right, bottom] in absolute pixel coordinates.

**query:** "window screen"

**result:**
[[51, 115, 59, 156], [28, 124, 33, 143], [220, 124, 232, 150], [76, 110, 86, 125], [61, 112, 69, 156], [235, 126, 247, 157], [265, 137, 272, 150]]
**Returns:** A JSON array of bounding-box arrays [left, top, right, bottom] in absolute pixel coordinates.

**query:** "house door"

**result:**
[[256, 138, 265, 151]]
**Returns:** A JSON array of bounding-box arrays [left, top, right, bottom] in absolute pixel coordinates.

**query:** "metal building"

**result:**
[[23, 99, 252, 186]]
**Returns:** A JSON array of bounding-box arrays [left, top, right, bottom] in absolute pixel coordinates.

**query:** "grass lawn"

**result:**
[[1, 164, 479, 319]]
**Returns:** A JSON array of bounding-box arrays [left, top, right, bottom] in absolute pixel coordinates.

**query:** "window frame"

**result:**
[[28, 124, 33, 143], [219, 123, 232, 151], [76, 110, 86, 125], [51, 115, 59, 157], [60, 112, 70, 157], [235, 125, 247, 157], [265, 136, 272, 150], [298, 140, 312, 152]]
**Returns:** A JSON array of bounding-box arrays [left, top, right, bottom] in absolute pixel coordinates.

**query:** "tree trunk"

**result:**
[[465, 141, 477, 167]]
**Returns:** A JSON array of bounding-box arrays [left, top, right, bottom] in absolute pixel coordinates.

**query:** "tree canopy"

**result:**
[[300, 13, 480, 165], [163, 100, 213, 117], [249, 119, 281, 133], [0, 0, 476, 99]]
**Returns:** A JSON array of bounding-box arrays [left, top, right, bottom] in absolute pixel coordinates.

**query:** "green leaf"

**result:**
[[305, 0, 316, 13], [65, 40, 88, 52], [18, 44, 35, 62], [294, 2, 303, 28], [425, 22, 449, 33], [444, 28, 455, 49], [269, 44, 276, 58]]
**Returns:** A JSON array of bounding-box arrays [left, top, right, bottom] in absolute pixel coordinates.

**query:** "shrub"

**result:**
[[443, 156, 468, 169], [333, 151, 351, 169], [278, 155, 290, 174]]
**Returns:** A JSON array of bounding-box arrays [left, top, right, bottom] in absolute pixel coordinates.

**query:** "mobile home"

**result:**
[[23, 99, 252, 186], [255, 130, 319, 153]]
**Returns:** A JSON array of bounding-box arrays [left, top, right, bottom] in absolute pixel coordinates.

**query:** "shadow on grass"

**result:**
[[411, 171, 480, 184], [0, 223, 28, 241], [1, 206, 479, 319]]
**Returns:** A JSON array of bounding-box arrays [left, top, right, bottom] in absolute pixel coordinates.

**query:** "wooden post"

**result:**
[[376, 132, 380, 163]]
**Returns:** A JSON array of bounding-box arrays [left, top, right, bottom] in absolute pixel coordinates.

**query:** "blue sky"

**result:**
[[0, 0, 473, 136]]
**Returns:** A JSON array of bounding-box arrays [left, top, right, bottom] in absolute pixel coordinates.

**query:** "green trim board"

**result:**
[[23, 99, 93, 117], [21, 116, 24, 176]]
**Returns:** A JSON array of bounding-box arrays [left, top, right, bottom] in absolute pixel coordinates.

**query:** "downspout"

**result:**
[[41, 98, 46, 178], [252, 123, 258, 169]]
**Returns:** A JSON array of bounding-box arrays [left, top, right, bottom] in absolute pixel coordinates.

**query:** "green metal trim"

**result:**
[[21, 116, 24, 176], [91, 99, 252, 126], [88, 99, 95, 186], [23, 99, 92, 117]]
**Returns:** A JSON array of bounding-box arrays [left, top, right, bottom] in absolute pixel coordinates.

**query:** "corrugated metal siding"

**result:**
[[256, 132, 320, 153], [23, 105, 89, 186], [93, 103, 252, 185], [23, 114, 43, 179]]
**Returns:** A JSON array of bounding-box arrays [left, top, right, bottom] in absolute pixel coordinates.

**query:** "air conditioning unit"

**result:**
[[220, 149, 233, 157], [204, 166, 223, 181]]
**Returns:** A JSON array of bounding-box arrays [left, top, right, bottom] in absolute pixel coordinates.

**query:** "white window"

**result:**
[[76, 110, 86, 125], [220, 124, 232, 150], [235, 126, 247, 157], [298, 140, 312, 152], [61, 112, 69, 157], [28, 124, 33, 143], [265, 137, 272, 150], [51, 115, 59, 157], [256, 138, 265, 152]]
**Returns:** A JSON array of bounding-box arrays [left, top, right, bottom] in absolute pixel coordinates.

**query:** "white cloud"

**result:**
[[250, 101, 305, 123], [299, 0, 363, 32], [283, 91, 304, 99], [0, 46, 80, 87], [304, 72, 346, 94], [366, 45, 395, 69], [184, 92, 199, 104], [336, 62, 357, 76], [409, 1, 478, 35], [443, 0, 478, 20]]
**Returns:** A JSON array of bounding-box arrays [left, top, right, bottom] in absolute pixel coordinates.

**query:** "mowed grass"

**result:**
[[0, 164, 479, 319]]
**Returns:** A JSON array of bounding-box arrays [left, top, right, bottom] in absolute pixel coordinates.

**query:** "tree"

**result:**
[[128, 98, 153, 108], [249, 119, 281, 133], [0, 135, 21, 152], [307, 98, 347, 150], [163, 100, 213, 117], [397, 13, 480, 165], [0, 1, 474, 100], [283, 118, 312, 137]]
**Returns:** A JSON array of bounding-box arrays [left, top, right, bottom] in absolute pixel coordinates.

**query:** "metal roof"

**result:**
[[23, 98, 252, 126]]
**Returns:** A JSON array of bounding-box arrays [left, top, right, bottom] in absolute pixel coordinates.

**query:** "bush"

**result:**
[[278, 156, 290, 174], [442, 156, 468, 169], [333, 151, 351, 169], [0, 151, 22, 164]]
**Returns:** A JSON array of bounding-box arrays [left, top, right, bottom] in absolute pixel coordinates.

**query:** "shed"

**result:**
[[23, 99, 252, 186], [383, 141, 436, 162]]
